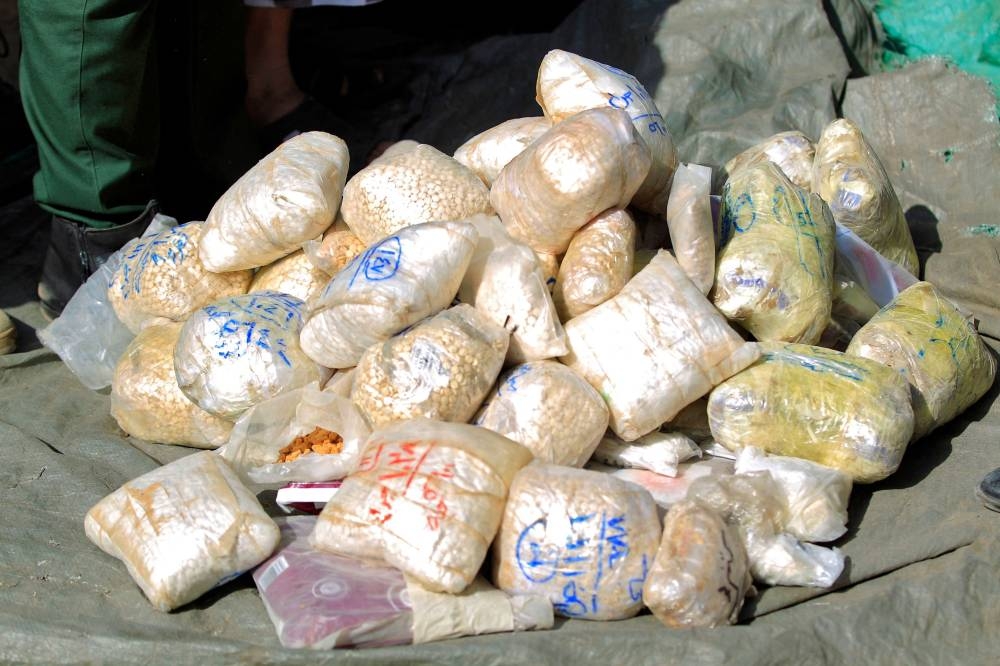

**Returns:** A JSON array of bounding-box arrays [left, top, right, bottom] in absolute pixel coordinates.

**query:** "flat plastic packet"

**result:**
[[301, 220, 478, 369], [490, 106, 650, 254], [84, 451, 280, 611], [311, 418, 533, 593], [493, 461, 661, 620], [734, 447, 852, 543], [109, 221, 252, 333], [474, 360, 609, 467], [200, 131, 349, 271], [255, 516, 553, 650], [712, 161, 836, 345], [592, 430, 702, 478], [665, 163, 714, 295], [552, 207, 636, 321], [249, 249, 331, 303], [38, 213, 176, 390], [724, 130, 815, 189], [813, 118, 919, 276], [453, 117, 552, 186], [350, 304, 509, 429], [643, 499, 752, 628], [174, 291, 324, 420], [847, 281, 997, 440], [536, 49, 678, 214], [110, 322, 233, 448], [340, 140, 491, 245], [709, 342, 914, 483], [457, 215, 566, 364], [561, 250, 759, 441]]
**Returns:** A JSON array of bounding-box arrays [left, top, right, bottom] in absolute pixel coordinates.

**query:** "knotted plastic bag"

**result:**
[[813, 118, 919, 275], [340, 140, 491, 245], [301, 220, 478, 369], [561, 250, 760, 441], [490, 106, 650, 255], [311, 418, 533, 593], [109, 221, 252, 334], [453, 117, 552, 186], [110, 322, 233, 448], [474, 360, 609, 467], [200, 131, 349, 271], [553, 207, 636, 321], [493, 462, 661, 620], [724, 130, 815, 189], [458, 215, 566, 364], [847, 281, 997, 440], [350, 304, 509, 429], [712, 162, 836, 345], [84, 451, 280, 611], [708, 342, 914, 483], [174, 291, 323, 420], [535, 49, 678, 214]]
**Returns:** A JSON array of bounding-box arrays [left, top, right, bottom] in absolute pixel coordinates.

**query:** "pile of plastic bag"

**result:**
[[43, 47, 996, 647]]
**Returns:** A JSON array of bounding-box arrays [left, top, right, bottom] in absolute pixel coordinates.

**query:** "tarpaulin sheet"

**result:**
[[1, 0, 998, 662]]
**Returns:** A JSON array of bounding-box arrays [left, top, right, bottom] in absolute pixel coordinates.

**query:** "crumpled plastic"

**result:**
[[311, 418, 533, 593], [200, 132, 349, 271], [301, 220, 478, 369], [591, 430, 702, 478], [493, 461, 661, 620], [84, 451, 280, 611], [453, 117, 552, 186]]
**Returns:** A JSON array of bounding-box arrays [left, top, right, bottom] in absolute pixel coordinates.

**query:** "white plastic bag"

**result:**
[[474, 360, 609, 467], [586, 457, 734, 510], [535, 49, 678, 214], [458, 215, 567, 364], [592, 430, 701, 478], [453, 117, 552, 186], [665, 163, 714, 295], [84, 451, 280, 611], [493, 462, 661, 620], [200, 131, 349, 271], [174, 291, 324, 420], [490, 106, 650, 254], [301, 220, 478, 369], [248, 249, 331, 303], [311, 418, 533, 594], [301, 214, 366, 276], [561, 251, 760, 441], [553, 207, 636, 321]]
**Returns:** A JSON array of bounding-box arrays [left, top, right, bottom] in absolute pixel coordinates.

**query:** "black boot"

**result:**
[[37, 200, 160, 319]]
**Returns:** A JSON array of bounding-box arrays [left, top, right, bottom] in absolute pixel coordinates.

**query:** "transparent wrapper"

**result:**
[[84, 451, 280, 611], [174, 291, 323, 420], [734, 447, 852, 543], [458, 215, 566, 364], [833, 221, 917, 308], [847, 281, 997, 440], [665, 163, 714, 295], [200, 132, 349, 271], [592, 430, 701, 478], [38, 214, 176, 390], [110, 322, 233, 448], [813, 118, 919, 275], [490, 106, 650, 255], [219, 377, 370, 488], [534, 251, 560, 293], [535, 49, 678, 214], [255, 517, 552, 649], [586, 457, 735, 510], [340, 140, 491, 245], [687, 472, 844, 588], [351, 304, 508, 429], [474, 360, 609, 467], [708, 342, 915, 483], [109, 221, 252, 333], [302, 214, 366, 276], [712, 162, 835, 345], [724, 130, 815, 189], [553, 208, 636, 321], [453, 117, 552, 186], [312, 419, 533, 593], [832, 274, 881, 325], [642, 500, 751, 628], [493, 462, 661, 621], [561, 251, 760, 441], [301, 220, 478, 369], [249, 249, 331, 303]]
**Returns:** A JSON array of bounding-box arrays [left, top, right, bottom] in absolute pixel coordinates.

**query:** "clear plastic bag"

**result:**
[[665, 163, 714, 295], [249, 249, 331, 303], [453, 117, 552, 186], [592, 430, 702, 477], [301, 214, 366, 277], [724, 130, 815, 189]]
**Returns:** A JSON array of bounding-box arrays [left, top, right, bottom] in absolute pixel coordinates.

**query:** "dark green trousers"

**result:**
[[19, 0, 159, 228]]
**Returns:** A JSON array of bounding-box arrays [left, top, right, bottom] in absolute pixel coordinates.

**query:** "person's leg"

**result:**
[[243, 6, 304, 127], [19, 0, 161, 315]]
